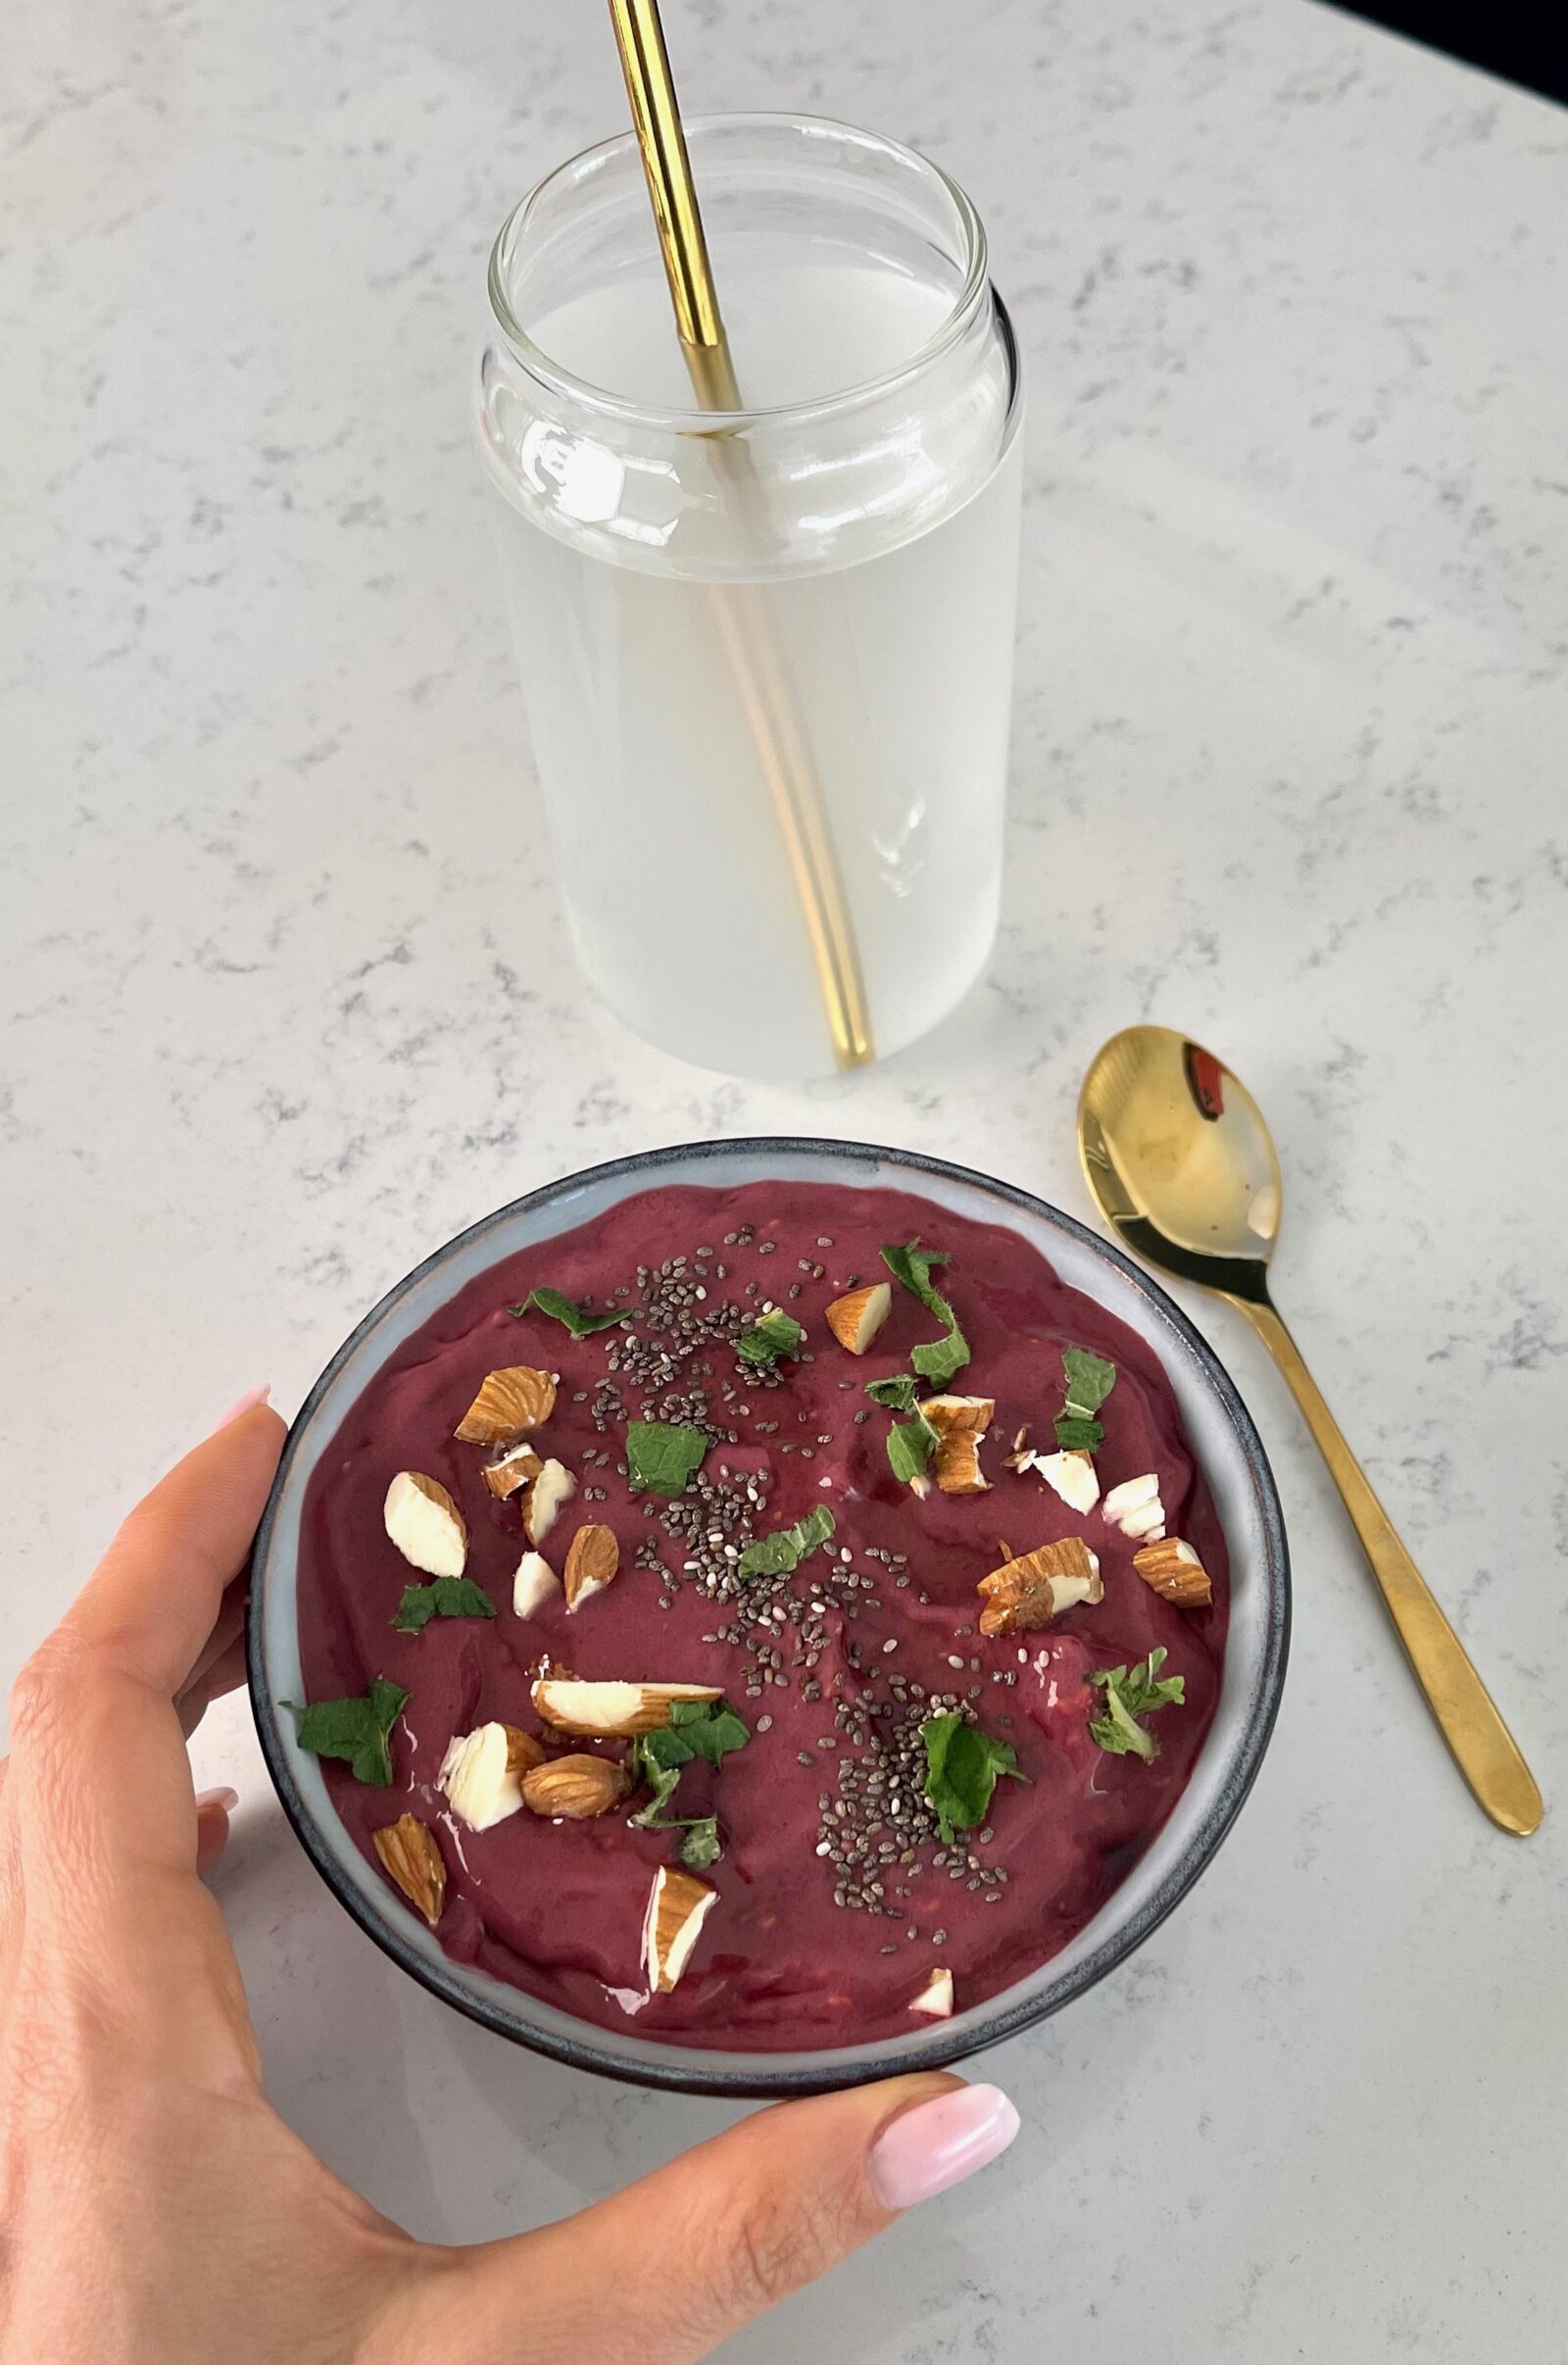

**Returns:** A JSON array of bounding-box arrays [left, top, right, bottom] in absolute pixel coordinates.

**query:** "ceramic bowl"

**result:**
[[247, 1137, 1289, 2095]]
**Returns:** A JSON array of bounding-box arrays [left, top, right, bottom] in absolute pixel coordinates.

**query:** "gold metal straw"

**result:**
[[607, 0, 875, 1069]]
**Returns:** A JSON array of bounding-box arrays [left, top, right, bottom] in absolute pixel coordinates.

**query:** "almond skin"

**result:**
[[824, 1281, 893, 1355], [481, 1443, 544, 1501], [503, 1725, 547, 1779], [642, 1866, 716, 1992], [531, 1678, 722, 1738], [371, 1814, 447, 1926], [925, 1395, 996, 1497], [454, 1365, 558, 1445], [521, 1752, 630, 1820], [933, 1432, 988, 1495], [924, 1395, 996, 1435], [977, 1537, 1102, 1636], [563, 1522, 619, 1611], [1133, 1536, 1213, 1608]]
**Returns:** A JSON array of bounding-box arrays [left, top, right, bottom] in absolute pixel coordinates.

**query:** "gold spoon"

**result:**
[[1078, 1023, 1543, 1837]]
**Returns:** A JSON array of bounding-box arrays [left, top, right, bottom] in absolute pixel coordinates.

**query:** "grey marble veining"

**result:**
[[3, 0, 1566, 2357]]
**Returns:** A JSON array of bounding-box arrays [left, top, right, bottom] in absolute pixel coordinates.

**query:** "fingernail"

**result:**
[[196, 1787, 239, 1815], [213, 1385, 270, 1433], [868, 2083, 1021, 2211]]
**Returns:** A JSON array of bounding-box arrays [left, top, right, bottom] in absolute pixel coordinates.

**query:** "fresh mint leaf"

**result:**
[[629, 1701, 749, 1824], [1061, 1347, 1117, 1417], [390, 1576, 497, 1635], [1088, 1649, 1186, 1761], [711, 1705, 752, 1754], [630, 1785, 724, 1865], [669, 1698, 751, 1766], [883, 1238, 970, 1385], [1089, 1685, 1153, 1759], [887, 1409, 939, 1487], [868, 1369, 942, 1486], [881, 1241, 952, 1304], [919, 1711, 1025, 1846], [625, 1419, 709, 1497], [1054, 1346, 1116, 1451], [508, 1285, 628, 1337], [912, 1327, 971, 1387], [737, 1308, 806, 1368], [737, 1503, 835, 1580], [1120, 1647, 1186, 1717], [637, 1724, 695, 1771], [283, 1676, 409, 1787], [629, 1753, 686, 1825], [678, 1818, 722, 1870]]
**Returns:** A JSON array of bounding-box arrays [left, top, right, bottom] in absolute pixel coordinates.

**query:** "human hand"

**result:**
[[0, 1401, 1019, 2365]]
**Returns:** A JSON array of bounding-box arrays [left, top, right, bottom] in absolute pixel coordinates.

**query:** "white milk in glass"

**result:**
[[486, 236, 1021, 1079]]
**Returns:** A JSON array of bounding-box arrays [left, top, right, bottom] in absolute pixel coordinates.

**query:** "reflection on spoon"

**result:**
[[1078, 1023, 1542, 1837]]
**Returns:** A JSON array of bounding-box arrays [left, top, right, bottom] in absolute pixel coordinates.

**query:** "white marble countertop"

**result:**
[[5, 0, 1567, 2355]]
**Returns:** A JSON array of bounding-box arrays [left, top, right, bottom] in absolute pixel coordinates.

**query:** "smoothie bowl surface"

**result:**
[[250, 1141, 1288, 2094]]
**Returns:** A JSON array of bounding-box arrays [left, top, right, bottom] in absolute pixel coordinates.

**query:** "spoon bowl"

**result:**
[[1079, 1028, 1280, 1292]]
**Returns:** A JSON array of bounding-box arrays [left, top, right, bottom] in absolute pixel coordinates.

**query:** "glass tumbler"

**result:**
[[476, 114, 1022, 1081]]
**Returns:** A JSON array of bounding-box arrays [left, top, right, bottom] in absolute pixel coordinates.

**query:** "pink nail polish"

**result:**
[[213, 1385, 270, 1433], [868, 2083, 1021, 2211], [195, 1787, 239, 1815]]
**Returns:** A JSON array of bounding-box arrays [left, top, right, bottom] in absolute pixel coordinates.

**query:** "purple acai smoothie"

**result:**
[[295, 1179, 1228, 2051]]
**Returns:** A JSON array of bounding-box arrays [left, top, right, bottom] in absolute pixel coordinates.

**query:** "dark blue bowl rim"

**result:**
[[246, 1135, 1291, 2099]]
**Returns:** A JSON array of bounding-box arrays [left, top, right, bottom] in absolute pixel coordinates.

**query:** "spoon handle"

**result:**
[[1235, 1297, 1543, 1836]]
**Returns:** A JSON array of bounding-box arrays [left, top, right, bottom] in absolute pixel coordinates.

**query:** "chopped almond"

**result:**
[[503, 1725, 546, 1780], [438, 1722, 524, 1831], [925, 1395, 996, 1434], [934, 1432, 986, 1494], [1133, 1536, 1212, 1608], [531, 1678, 722, 1738], [925, 1395, 997, 1497], [383, 1471, 467, 1579], [825, 1281, 893, 1355], [1102, 1472, 1165, 1542], [977, 1537, 1102, 1636], [909, 1965, 955, 2018], [523, 1457, 576, 1548], [521, 1753, 630, 1819], [454, 1365, 557, 1445], [371, 1815, 446, 1926], [564, 1523, 619, 1612], [1032, 1448, 1101, 1515], [642, 1866, 716, 1993], [513, 1550, 561, 1618], [481, 1443, 544, 1501]]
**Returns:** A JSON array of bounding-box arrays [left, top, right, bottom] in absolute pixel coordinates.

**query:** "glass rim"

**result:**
[[485, 111, 992, 434]]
